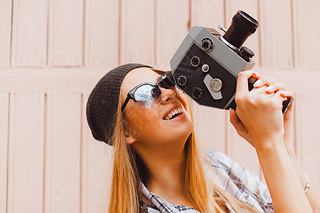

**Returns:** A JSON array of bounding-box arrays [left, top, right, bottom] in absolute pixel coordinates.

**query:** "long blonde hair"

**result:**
[[107, 71, 260, 213]]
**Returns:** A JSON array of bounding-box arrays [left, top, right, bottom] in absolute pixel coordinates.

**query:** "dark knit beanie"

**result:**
[[86, 63, 152, 145]]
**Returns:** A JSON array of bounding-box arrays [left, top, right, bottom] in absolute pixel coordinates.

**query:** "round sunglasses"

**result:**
[[121, 75, 179, 112]]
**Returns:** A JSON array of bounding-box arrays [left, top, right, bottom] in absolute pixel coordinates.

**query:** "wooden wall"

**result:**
[[0, 0, 319, 212]]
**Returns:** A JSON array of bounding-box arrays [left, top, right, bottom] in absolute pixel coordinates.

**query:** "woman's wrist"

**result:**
[[252, 133, 284, 154], [285, 144, 296, 164]]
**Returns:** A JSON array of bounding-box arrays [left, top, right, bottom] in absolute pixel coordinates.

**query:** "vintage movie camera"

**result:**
[[167, 11, 291, 113]]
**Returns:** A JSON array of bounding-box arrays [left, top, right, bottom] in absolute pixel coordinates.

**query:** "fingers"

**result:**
[[236, 70, 260, 97], [272, 90, 288, 109], [281, 90, 295, 117], [229, 109, 247, 136], [280, 90, 294, 100], [229, 108, 240, 126], [253, 76, 276, 88]]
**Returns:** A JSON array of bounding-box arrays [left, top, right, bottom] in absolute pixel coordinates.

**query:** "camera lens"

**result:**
[[221, 11, 258, 50]]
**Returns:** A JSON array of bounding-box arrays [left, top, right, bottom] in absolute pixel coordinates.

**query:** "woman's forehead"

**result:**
[[121, 67, 160, 93]]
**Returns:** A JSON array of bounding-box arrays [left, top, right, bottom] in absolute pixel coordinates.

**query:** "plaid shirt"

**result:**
[[140, 151, 273, 213]]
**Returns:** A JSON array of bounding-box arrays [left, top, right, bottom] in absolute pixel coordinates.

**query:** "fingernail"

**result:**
[[265, 85, 274, 92], [253, 79, 262, 87], [252, 72, 260, 78]]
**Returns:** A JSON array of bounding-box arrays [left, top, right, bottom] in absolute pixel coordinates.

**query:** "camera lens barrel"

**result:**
[[222, 11, 258, 50]]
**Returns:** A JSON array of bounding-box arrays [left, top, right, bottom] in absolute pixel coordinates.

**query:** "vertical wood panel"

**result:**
[[155, 0, 189, 69], [193, 104, 226, 154], [0, 93, 9, 213], [0, 0, 12, 67], [225, 0, 260, 66], [295, 94, 320, 194], [11, 0, 47, 66], [81, 93, 113, 213], [190, 0, 224, 29], [292, 0, 320, 69], [259, 0, 293, 68], [84, 0, 119, 67], [190, 0, 226, 154], [48, 0, 84, 66], [226, 113, 261, 176], [7, 93, 44, 213], [45, 93, 81, 213], [120, 0, 155, 65]]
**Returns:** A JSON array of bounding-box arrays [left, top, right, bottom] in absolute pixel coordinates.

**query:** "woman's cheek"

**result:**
[[123, 107, 157, 138]]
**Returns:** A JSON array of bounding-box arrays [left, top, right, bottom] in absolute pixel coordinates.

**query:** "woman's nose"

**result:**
[[160, 87, 176, 104]]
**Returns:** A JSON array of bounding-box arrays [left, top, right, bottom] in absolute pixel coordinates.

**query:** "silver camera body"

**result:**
[[169, 11, 291, 113], [170, 26, 255, 110]]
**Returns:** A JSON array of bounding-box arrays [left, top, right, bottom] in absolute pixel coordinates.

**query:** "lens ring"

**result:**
[[222, 10, 259, 49]]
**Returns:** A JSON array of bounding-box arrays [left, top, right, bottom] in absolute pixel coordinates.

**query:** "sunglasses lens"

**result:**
[[134, 85, 161, 108], [160, 76, 174, 89]]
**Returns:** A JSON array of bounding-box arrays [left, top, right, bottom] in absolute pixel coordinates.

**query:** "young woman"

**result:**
[[86, 63, 319, 212]]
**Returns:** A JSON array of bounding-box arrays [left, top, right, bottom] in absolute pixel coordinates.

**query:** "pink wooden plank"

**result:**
[[192, 103, 226, 154], [259, 0, 293, 68], [120, 0, 155, 65], [295, 94, 320, 195], [0, 93, 9, 213], [292, 0, 320, 69], [11, 0, 47, 66], [45, 93, 81, 213], [155, 0, 189, 69], [7, 93, 44, 213], [48, 0, 83, 66], [81, 94, 113, 213], [226, 113, 261, 176], [0, 0, 12, 66], [225, 0, 260, 66], [84, 0, 119, 67], [190, 0, 224, 29]]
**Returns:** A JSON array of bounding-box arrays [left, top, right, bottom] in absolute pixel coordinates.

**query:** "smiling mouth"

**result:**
[[163, 106, 183, 120]]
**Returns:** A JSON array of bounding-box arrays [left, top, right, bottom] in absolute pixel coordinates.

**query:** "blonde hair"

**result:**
[[107, 71, 260, 213]]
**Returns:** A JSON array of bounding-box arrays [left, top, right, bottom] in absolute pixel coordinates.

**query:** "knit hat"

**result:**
[[86, 63, 152, 145]]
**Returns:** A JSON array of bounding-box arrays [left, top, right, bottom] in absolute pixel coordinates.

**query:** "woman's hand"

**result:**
[[230, 71, 296, 157], [232, 71, 291, 151]]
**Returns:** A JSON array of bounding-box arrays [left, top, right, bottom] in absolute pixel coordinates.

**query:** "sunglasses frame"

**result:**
[[121, 75, 174, 112]]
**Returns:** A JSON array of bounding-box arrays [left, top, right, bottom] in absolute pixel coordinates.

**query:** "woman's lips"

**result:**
[[164, 110, 186, 121], [163, 103, 181, 119], [163, 107, 186, 121]]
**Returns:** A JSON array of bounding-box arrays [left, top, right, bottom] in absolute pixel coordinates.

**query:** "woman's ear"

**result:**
[[125, 133, 136, 144]]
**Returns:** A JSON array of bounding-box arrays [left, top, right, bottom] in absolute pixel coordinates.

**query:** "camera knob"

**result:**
[[190, 56, 200, 67], [210, 78, 223, 92], [239, 46, 254, 62], [201, 38, 214, 52], [191, 87, 203, 100], [177, 75, 187, 87]]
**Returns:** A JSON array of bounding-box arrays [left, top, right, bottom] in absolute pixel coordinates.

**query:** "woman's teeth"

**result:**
[[165, 108, 183, 120]]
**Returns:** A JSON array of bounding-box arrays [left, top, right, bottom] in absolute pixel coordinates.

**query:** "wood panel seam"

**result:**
[[9, 0, 15, 67], [6, 93, 11, 213], [42, 93, 48, 213]]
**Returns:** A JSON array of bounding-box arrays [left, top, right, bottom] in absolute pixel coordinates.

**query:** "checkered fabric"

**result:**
[[140, 151, 274, 213]]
